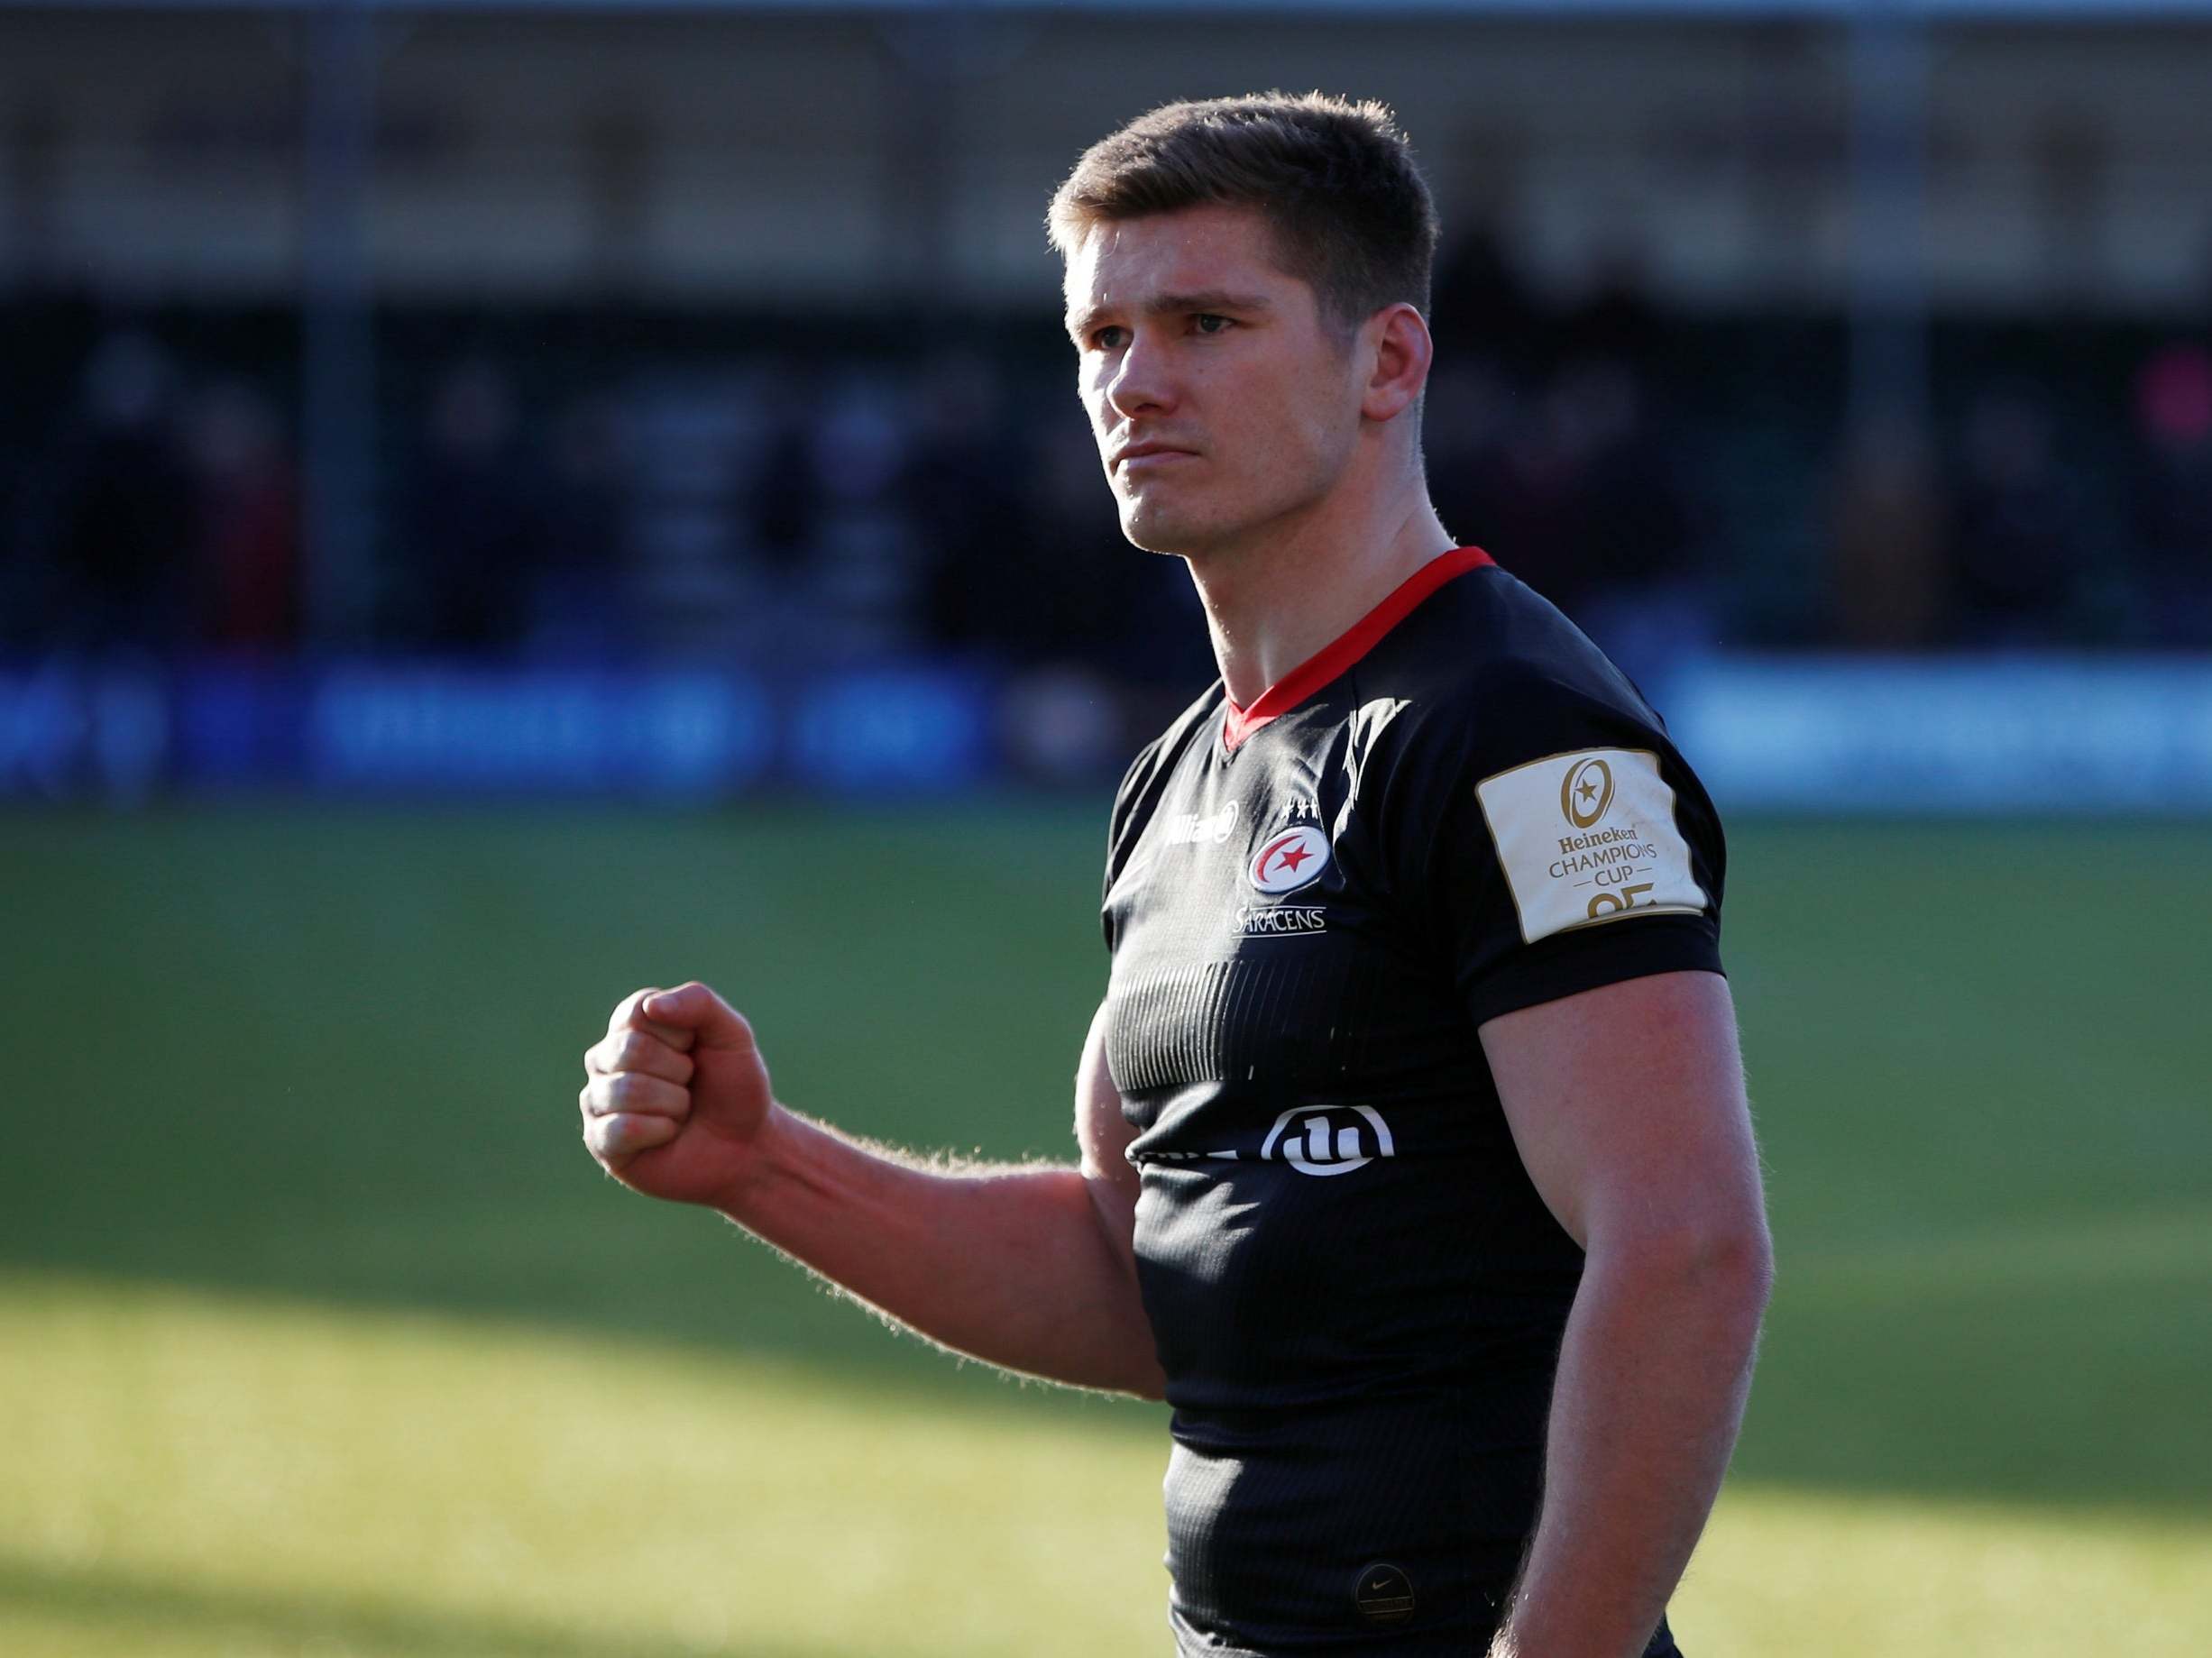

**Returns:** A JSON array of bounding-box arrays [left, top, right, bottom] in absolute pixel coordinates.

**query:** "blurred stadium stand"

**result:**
[[2, 0, 2208, 804]]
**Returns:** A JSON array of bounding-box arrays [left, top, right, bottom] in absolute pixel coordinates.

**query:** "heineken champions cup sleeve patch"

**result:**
[[1476, 748, 1709, 945]]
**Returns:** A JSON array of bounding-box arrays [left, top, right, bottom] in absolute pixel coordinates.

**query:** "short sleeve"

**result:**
[[1413, 671, 1727, 1029]]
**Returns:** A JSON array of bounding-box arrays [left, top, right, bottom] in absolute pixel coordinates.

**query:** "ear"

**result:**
[[1358, 303, 1433, 425]]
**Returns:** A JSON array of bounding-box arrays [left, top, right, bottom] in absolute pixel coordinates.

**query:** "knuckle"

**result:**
[[651, 1036, 696, 1082], [611, 1030, 692, 1084], [609, 1073, 684, 1116], [610, 987, 661, 1033], [596, 1112, 671, 1159]]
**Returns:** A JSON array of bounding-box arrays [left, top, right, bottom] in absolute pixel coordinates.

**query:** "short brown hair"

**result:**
[[1047, 92, 1441, 336]]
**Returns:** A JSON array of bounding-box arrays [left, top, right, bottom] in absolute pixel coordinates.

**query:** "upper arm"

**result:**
[[1073, 1001, 1143, 1270], [1480, 970, 1767, 1266]]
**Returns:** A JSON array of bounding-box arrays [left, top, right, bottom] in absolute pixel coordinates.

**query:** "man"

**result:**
[[579, 93, 1772, 1657]]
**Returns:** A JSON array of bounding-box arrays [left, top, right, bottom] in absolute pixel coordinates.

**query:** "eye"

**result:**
[[1193, 314, 1234, 335], [1090, 325, 1127, 352]]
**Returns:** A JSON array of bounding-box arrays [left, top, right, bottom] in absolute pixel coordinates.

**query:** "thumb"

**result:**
[[639, 982, 757, 1053]]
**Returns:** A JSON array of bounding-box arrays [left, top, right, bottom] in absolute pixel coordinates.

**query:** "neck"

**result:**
[[1186, 476, 1456, 709]]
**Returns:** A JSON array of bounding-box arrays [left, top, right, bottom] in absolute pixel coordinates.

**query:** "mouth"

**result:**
[[1113, 444, 1198, 472]]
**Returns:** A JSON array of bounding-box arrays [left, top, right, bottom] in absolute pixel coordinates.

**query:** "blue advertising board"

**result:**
[[7, 652, 2211, 813], [1664, 655, 2212, 814]]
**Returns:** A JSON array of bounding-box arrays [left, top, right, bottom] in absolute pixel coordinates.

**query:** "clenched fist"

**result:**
[[579, 981, 777, 1209]]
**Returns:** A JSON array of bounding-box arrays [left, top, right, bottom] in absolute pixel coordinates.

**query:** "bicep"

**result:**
[[1479, 970, 1766, 1255], [1073, 1001, 1143, 1269]]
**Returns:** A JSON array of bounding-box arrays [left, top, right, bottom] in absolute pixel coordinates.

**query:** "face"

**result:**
[[1064, 205, 1368, 559]]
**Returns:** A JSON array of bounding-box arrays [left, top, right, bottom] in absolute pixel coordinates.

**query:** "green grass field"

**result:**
[[4, 804, 2207, 1655]]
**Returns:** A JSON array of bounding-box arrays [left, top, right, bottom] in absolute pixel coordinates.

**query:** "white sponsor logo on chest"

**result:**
[[1134, 1102, 1397, 1176], [1261, 1104, 1395, 1177], [1161, 799, 1240, 847]]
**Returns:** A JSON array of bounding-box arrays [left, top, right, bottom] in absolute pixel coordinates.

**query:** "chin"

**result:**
[[1117, 503, 1197, 556]]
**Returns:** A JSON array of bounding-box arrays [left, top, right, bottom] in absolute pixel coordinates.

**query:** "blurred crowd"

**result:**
[[4, 334, 301, 657], [5, 241, 2210, 698], [0, 325, 1222, 704]]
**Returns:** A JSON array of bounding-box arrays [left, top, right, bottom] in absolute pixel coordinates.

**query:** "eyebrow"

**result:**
[[1065, 289, 1275, 343]]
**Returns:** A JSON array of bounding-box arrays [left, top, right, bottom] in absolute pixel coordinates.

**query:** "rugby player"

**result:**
[[579, 92, 1772, 1657]]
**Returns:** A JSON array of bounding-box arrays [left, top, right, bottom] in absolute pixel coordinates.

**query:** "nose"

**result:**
[[1104, 327, 1177, 422]]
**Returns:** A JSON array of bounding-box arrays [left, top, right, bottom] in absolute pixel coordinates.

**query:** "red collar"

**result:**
[[1220, 545, 1495, 751]]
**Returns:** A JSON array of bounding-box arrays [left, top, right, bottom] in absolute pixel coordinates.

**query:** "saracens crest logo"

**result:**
[[1247, 800, 1331, 896]]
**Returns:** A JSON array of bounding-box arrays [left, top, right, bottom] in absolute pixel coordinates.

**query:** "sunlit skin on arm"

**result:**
[[580, 988, 1164, 1399], [1480, 970, 1774, 1658]]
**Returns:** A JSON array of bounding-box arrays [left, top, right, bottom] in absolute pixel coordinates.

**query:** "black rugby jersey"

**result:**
[[1100, 547, 1725, 1657]]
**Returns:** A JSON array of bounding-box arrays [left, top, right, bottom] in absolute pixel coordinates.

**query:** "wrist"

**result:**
[[710, 1100, 802, 1219]]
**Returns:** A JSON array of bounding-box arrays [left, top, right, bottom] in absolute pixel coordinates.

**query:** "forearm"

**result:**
[[1491, 1232, 1771, 1658], [716, 1104, 1165, 1398]]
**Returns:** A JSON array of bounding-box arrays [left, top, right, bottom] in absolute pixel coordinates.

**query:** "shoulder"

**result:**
[[1345, 563, 1728, 935], [1347, 570, 1729, 1018], [1358, 563, 1678, 782]]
